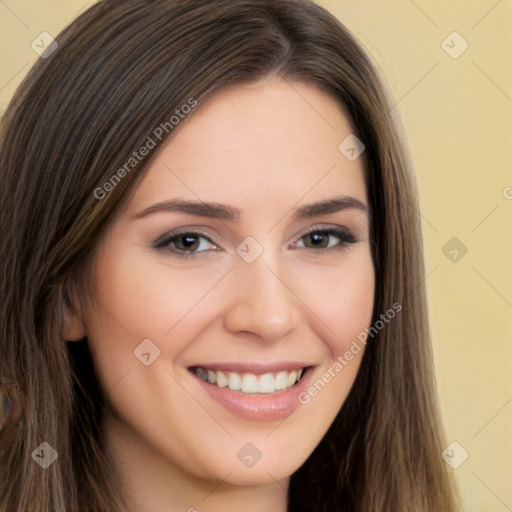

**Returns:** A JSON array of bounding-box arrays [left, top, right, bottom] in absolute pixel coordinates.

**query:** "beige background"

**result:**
[[1, 1, 511, 510]]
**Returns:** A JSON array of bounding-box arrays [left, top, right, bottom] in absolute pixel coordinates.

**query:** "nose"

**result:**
[[223, 256, 302, 342]]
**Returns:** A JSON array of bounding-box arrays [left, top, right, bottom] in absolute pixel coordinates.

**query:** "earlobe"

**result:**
[[62, 302, 86, 341]]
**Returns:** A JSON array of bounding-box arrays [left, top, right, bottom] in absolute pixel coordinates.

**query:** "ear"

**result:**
[[62, 294, 87, 341]]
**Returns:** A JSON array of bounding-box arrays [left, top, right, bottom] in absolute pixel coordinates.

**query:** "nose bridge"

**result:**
[[223, 252, 301, 341]]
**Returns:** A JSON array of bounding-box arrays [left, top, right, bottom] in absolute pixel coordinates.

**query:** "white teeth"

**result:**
[[193, 367, 305, 394], [241, 374, 259, 393], [216, 371, 228, 388], [228, 372, 241, 391], [258, 373, 275, 393], [275, 371, 288, 390]]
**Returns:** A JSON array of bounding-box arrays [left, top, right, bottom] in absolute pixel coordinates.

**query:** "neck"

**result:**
[[103, 413, 289, 512]]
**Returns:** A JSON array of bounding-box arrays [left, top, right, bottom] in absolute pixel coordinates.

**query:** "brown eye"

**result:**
[[296, 228, 357, 252], [153, 231, 217, 256], [303, 231, 331, 249], [174, 234, 201, 251]]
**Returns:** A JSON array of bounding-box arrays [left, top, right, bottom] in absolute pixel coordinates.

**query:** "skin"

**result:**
[[65, 78, 375, 512]]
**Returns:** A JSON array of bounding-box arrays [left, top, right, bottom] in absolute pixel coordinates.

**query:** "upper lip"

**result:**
[[188, 361, 312, 374]]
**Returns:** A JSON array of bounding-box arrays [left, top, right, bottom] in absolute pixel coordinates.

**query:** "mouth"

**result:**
[[187, 363, 313, 422], [190, 366, 306, 394]]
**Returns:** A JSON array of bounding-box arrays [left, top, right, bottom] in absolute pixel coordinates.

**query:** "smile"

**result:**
[[191, 366, 304, 394], [188, 363, 314, 421]]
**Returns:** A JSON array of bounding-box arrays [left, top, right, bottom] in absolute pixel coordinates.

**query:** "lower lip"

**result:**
[[190, 368, 313, 422]]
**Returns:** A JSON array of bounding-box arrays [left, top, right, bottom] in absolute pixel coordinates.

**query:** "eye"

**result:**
[[294, 227, 357, 253], [153, 230, 218, 256]]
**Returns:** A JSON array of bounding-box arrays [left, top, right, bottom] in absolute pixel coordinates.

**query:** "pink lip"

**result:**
[[189, 366, 313, 422]]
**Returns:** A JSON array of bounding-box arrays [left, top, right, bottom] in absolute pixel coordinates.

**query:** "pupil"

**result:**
[[179, 235, 199, 250], [309, 232, 327, 248]]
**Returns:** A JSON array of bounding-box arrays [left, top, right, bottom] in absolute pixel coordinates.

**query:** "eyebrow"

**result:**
[[132, 196, 368, 221], [295, 196, 367, 218]]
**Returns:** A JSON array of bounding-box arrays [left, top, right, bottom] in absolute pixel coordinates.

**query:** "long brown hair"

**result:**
[[0, 0, 460, 510]]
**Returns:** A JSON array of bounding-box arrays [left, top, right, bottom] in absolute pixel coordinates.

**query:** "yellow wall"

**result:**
[[1, 1, 510, 510]]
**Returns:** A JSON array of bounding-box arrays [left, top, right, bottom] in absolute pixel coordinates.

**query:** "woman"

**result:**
[[0, 0, 461, 510]]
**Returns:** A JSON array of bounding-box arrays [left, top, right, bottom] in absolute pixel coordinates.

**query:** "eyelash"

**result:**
[[153, 226, 357, 258]]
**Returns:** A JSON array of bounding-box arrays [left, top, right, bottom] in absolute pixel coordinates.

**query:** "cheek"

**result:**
[[294, 247, 375, 357], [87, 247, 217, 332], [83, 246, 230, 389]]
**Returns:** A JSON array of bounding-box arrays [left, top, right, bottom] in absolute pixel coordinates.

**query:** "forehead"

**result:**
[[129, 79, 367, 212]]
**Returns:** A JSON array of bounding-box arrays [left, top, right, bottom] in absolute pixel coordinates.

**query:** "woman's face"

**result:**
[[76, 79, 374, 488]]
